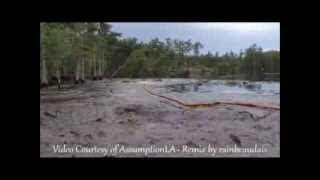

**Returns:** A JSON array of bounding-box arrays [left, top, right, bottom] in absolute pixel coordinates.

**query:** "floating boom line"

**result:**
[[143, 85, 280, 111]]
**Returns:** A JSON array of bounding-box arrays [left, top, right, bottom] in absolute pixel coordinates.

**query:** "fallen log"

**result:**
[[109, 58, 130, 79], [143, 85, 280, 111], [159, 100, 186, 110]]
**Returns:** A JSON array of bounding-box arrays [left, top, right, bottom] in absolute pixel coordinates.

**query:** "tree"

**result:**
[[67, 23, 87, 84], [40, 23, 279, 84], [44, 23, 73, 88], [193, 41, 203, 56], [181, 40, 193, 77], [40, 23, 48, 87], [119, 48, 147, 77]]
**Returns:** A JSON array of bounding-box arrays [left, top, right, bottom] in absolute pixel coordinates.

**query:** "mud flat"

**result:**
[[40, 79, 280, 157]]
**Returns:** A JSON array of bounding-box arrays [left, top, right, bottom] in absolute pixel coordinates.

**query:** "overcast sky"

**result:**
[[110, 22, 280, 55]]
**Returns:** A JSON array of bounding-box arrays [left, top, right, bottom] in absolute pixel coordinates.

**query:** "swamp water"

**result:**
[[141, 79, 280, 106]]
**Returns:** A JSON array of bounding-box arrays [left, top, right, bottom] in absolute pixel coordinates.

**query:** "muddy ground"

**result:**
[[40, 79, 280, 157]]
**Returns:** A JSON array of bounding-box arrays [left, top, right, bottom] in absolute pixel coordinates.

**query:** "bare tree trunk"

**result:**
[[93, 53, 97, 80], [40, 24, 48, 88], [181, 54, 188, 78], [187, 57, 190, 78], [75, 58, 80, 84], [89, 54, 92, 79], [80, 56, 85, 84], [56, 63, 61, 89], [98, 53, 102, 80], [41, 56, 48, 88], [97, 58, 101, 80], [96, 54, 100, 80], [101, 52, 105, 79]]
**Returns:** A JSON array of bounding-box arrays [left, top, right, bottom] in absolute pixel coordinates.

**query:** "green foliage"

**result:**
[[119, 48, 147, 77], [240, 44, 279, 80], [40, 23, 280, 85]]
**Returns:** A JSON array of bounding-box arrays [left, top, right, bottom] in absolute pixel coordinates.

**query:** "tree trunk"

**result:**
[[89, 55, 92, 79], [93, 53, 97, 80], [41, 57, 48, 88], [187, 58, 190, 78], [98, 59, 101, 80], [40, 23, 48, 88], [98, 54, 102, 80], [56, 64, 61, 89], [80, 56, 85, 83], [101, 52, 105, 78], [97, 55, 100, 79], [75, 58, 80, 84]]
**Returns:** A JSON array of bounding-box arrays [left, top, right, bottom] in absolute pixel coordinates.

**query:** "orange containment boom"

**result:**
[[143, 85, 280, 111]]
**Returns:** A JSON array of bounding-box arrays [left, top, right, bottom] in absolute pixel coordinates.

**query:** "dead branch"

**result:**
[[109, 58, 130, 79]]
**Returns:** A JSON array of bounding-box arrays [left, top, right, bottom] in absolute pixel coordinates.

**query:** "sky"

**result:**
[[110, 22, 280, 55]]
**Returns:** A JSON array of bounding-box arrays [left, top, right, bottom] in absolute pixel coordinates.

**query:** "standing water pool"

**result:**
[[146, 79, 280, 106]]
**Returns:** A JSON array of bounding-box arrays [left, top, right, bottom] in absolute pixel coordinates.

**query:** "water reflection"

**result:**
[[160, 80, 279, 106], [166, 80, 279, 95]]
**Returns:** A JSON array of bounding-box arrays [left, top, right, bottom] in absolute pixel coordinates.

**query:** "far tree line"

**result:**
[[40, 22, 280, 88]]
